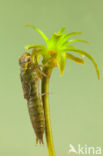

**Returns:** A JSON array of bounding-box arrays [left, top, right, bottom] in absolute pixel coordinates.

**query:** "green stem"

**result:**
[[41, 67, 55, 156]]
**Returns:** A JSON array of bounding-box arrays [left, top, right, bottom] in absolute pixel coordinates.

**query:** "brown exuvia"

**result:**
[[19, 52, 45, 144]]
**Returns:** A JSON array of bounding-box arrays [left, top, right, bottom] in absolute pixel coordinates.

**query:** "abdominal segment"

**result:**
[[20, 56, 45, 144]]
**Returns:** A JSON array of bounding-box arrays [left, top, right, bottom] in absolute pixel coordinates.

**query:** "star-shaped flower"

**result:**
[[25, 24, 100, 79]]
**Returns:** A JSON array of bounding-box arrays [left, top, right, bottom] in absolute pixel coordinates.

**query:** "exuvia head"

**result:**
[[19, 52, 31, 67]]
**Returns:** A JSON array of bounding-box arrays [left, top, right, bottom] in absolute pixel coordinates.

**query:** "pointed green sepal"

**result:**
[[24, 44, 48, 57], [66, 32, 82, 38], [68, 39, 89, 44], [62, 32, 82, 43], [66, 53, 85, 64], [25, 44, 45, 50], [57, 51, 66, 75], [58, 26, 66, 34], [57, 32, 82, 47], [66, 46, 100, 79], [25, 24, 48, 44]]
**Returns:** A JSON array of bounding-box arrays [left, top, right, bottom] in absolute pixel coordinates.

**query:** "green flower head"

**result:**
[[25, 24, 100, 79]]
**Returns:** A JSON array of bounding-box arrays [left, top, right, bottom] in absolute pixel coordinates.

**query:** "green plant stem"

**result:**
[[42, 67, 55, 156]]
